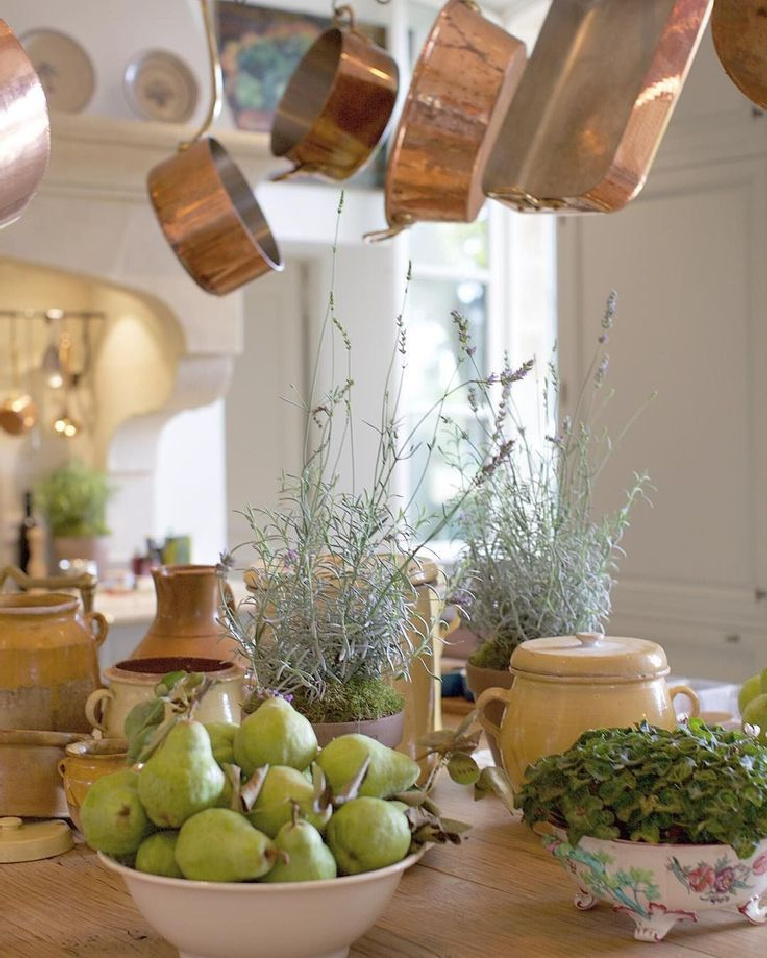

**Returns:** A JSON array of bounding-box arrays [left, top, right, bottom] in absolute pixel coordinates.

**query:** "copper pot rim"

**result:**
[[270, 26, 347, 159], [195, 137, 283, 273], [382, 0, 524, 232]]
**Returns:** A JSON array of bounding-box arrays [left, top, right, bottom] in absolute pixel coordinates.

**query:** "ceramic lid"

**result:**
[[510, 632, 669, 679], [0, 816, 73, 863]]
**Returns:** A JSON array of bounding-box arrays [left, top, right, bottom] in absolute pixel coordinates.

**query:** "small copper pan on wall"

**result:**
[[365, 0, 526, 242], [147, 0, 282, 296], [269, 4, 399, 182], [0, 20, 50, 230], [483, 0, 712, 214]]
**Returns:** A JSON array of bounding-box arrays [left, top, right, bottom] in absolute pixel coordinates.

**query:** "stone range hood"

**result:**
[[0, 114, 392, 568]]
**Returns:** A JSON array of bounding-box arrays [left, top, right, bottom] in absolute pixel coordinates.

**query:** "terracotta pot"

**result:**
[[0, 592, 107, 733], [464, 660, 511, 767], [52, 535, 109, 578], [475, 632, 701, 790], [130, 564, 245, 662], [86, 656, 246, 738], [58, 737, 129, 831], [312, 710, 404, 749]]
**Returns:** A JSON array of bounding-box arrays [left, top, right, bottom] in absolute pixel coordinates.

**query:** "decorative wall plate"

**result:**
[[20, 28, 95, 114], [123, 49, 199, 124]]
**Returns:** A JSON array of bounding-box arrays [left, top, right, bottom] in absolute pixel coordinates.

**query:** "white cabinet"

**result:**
[[556, 33, 767, 682]]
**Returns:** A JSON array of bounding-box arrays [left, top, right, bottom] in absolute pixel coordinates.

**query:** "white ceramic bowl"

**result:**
[[99, 849, 423, 958], [544, 832, 767, 941]]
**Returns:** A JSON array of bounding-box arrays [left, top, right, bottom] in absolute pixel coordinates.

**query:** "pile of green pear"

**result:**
[[81, 695, 434, 884], [739, 670, 767, 739]]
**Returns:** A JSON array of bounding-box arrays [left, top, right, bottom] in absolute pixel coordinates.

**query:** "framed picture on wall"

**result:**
[[216, 1, 389, 188]]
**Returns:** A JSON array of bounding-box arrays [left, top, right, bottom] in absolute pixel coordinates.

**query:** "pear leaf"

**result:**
[[474, 766, 515, 813]]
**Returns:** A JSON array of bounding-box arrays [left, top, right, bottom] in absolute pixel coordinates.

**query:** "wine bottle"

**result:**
[[17, 490, 35, 573]]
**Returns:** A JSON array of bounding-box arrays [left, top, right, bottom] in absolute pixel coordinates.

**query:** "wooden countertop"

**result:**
[[2, 782, 766, 958]]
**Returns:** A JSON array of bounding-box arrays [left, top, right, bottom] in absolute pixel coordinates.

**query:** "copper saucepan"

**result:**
[[0, 19, 50, 230], [270, 5, 399, 182], [483, 0, 712, 214], [147, 0, 282, 296], [712, 0, 767, 110], [365, 0, 526, 242]]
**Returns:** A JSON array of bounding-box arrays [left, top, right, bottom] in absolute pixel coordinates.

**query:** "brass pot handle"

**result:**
[[669, 684, 700, 718], [475, 686, 512, 741], [83, 611, 109, 648]]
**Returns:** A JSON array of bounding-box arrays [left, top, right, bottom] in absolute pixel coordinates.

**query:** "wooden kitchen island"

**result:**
[[1, 781, 765, 958]]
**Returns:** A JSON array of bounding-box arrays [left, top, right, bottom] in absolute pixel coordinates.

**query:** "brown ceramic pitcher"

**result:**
[[0, 593, 107, 733], [130, 564, 244, 662]]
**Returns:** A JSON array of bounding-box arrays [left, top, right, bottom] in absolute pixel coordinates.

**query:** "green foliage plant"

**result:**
[[449, 293, 653, 671], [519, 720, 767, 860], [218, 196, 529, 724], [35, 459, 112, 538]]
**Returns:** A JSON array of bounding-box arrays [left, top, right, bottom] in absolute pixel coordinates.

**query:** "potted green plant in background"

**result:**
[[448, 293, 651, 763], [35, 458, 113, 577], [519, 720, 767, 942], [218, 206, 526, 752]]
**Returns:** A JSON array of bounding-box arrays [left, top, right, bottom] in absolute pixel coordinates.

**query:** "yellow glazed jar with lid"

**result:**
[[475, 632, 699, 790]]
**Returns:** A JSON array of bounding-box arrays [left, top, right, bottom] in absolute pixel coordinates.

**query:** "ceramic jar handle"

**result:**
[[85, 687, 114, 733], [83, 611, 109, 648], [475, 686, 514, 741], [669, 684, 700, 718]]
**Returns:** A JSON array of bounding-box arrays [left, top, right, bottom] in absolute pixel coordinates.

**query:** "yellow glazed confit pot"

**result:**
[[475, 631, 699, 790]]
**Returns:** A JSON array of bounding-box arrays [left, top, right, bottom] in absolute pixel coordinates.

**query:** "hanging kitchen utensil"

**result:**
[[365, 0, 526, 242], [711, 0, 767, 110], [52, 329, 81, 439], [147, 0, 282, 296], [483, 0, 712, 215], [269, 3, 399, 182], [0, 316, 36, 437], [0, 20, 50, 229]]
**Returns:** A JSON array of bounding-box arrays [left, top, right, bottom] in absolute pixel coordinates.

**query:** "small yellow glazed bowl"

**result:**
[[58, 738, 129, 831]]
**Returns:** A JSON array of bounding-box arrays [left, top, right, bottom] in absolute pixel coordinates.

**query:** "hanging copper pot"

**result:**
[[0, 316, 36, 437], [0, 20, 50, 230], [712, 0, 767, 110], [270, 5, 399, 182], [366, 0, 526, 241], [483, 0, 712, 214], [147, 0, 282, 296]]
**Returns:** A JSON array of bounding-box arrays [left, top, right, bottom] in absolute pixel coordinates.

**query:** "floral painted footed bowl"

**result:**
[[543, 832, 767, 942]]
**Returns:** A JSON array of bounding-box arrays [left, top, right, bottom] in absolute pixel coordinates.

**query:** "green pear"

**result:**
[[743, 693, 767, 741], [204, 721, 238, 767], [325, 796, 411, 875], [176, 808, 276, 882], [80, 768, 153, 857], [233, 697, 317, 775], [135, 831, 183, 878], [740, 673, 762, 716], [263, 817, 337, 883], [316, 734, 419, 799], [138, 719, 226, 828], [247, 765, 331, 838]]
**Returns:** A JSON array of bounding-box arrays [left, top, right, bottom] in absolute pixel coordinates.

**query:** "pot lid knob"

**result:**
[[575, 632, 603, 647]]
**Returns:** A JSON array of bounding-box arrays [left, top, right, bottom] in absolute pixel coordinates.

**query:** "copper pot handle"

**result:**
[[475, 686, 513, 742], [669, 684, 700, 718], [179, 0, 222, 151], [83, 611, 109, 648]]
